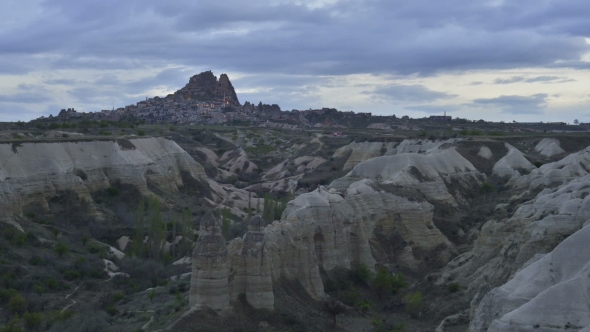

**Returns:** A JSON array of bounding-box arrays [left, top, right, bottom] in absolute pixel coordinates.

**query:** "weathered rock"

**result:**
[[470, 224, 590, 331], [514, 147, 590, 190], [534, 138, 565, 157], [228, 216, 274, 309], [174, 70, 240, 106], [334, 146, 484, 206], [0, 138, 206, 230], [189, 212, 230, 310], [492, 143, 535, 179]]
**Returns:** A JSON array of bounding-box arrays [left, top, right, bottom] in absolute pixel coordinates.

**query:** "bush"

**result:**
[[349, 264, 372, 285], [448, 282, 460, 293], [391, 274, 408, 294], [23, 312, 43, 331], [63, 270, 81, 281], [105, 305, 118, 316], [54, 243, 69, 258], [137, 130, 146, 136], [479, 182, 495, 194], [8, 294, 27, 316], [405, 292, 423, 318], [106, 187, 119, 197]]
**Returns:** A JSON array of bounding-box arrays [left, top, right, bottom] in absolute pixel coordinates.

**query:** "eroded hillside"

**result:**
[[2, 125, 590, 331]]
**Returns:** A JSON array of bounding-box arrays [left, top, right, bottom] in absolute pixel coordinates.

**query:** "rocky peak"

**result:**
[[174, 70, 240, 106]]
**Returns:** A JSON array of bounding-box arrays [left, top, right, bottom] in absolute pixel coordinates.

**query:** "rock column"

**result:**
[[189, 212, 230, 310]]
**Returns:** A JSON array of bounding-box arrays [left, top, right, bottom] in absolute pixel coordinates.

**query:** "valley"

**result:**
[[1, 119, 590, 331]]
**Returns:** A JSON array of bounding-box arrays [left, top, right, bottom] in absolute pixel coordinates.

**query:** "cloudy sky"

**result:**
[[1, 0, 590, 122]]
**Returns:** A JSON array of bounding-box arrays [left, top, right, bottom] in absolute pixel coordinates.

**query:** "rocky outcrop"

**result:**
[[333, 139, 449, 171], [534, 138, 565, 157], [435, 148, 590, 331], [514, 147, 590, 190], [189, 212, 230, 310], [174, 70, 240, 106], [263, 185, 454, 298], [333, 146, 484, 206], [228, 216, 274, 309], [219, 148, 258, 173], [492, 143, 535, 179], [470, 223, 590, 331], [0, 137, 206, 229]]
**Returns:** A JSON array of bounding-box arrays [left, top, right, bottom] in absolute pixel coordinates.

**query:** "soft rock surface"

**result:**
[[534, 138, 565, 157], [189, 212, 230, 310], [492, 143, 535, 179], [470, 224, 590, 331], [228, 216, 274, 309], [478, 146, 493, 159], [0, 138, 206, 229], [335, 147, 483, 205]]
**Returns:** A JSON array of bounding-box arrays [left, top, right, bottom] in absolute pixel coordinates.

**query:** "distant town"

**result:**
[[31, 71, 589, 133]]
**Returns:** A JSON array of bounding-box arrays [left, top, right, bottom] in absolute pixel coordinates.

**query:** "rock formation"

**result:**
[[228, 216, 274, 309], [534, 138, 565, 157], [189, 212, 230, 310], [470, 223, 590, 331], [434, 146, 590, 331], [0, 137, 207, 230], [333, 145, 485, 206], [174, 70, 240, 106]]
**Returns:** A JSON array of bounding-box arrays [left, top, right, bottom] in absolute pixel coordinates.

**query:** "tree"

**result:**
[[221, 208, 231, 240], [247, 192, 252, 220], [322, 297, 347, 326], [574, 119, 579, 125], [373, 268, 393, 300], [54, 243, 69, 258], [8, 294, 27, 316], [405, 291, 423, 318], [180, 209, 194, 257], [23, 312, 43, 331]]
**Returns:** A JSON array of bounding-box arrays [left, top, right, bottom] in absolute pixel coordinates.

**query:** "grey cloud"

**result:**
[[494, 76, 526, 84], [1, 0, 590, 120], [0, 92, 51, 104], [493, 76, 575, 84], [472, 94, 548, 114], [405, 104, 458, 114], [365, 84, 456, 103]]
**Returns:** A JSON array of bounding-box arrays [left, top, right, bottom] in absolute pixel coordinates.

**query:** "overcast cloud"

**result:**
[[1, 0, 590, 121]]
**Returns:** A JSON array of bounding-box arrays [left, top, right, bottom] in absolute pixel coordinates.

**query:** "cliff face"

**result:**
[[0, 137, 206, 230], [189, 184, 456, 309], [173, 70, 240, 106]]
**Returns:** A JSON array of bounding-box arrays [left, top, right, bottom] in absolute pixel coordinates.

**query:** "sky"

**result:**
[[1, 0, 590, 123]]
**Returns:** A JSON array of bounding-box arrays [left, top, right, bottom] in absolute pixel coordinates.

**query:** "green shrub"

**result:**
[[44, 278, 58, 290], [54, 243, 69, 258], [63, 270, 80, 281], [356, 300, 370, 313], [341, 288, 359, 306], [479, 182, 495, 194], [33, 284, 44, 296], [448, 282, 460, 293], [349, 264, 372, 285], [112, 292, 125, 302], [105, 305, 118, 316], [0, 288, 18, 304], [106, 187, 119, 196], [534, 161, 544, 168], [8, 294, 27, 315], [23, 312, 43, 331], [391, 274, 408, 294], [405, 291, 423, 318], [137, 130, 146, 136]]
